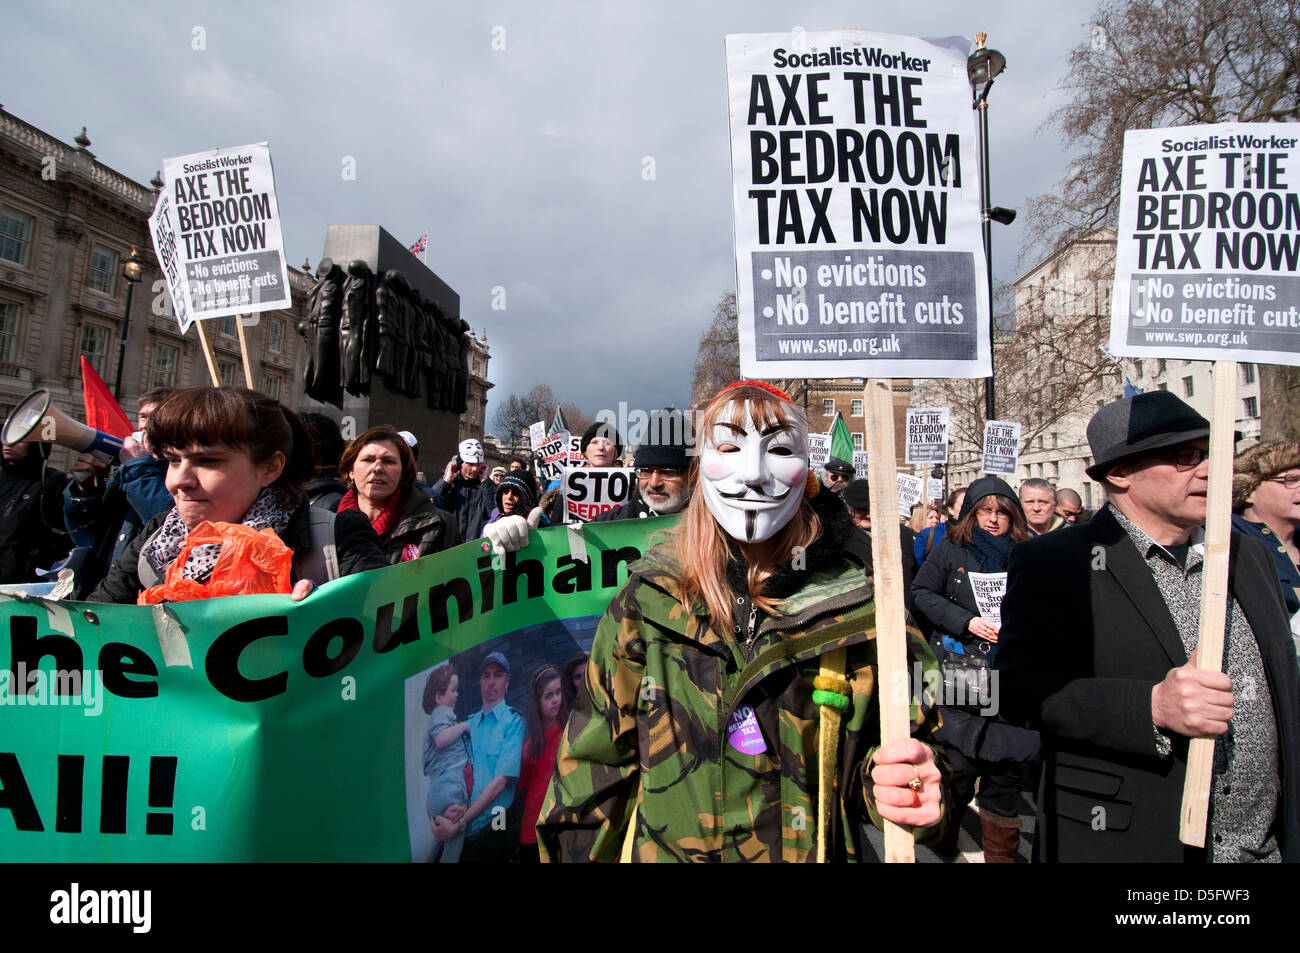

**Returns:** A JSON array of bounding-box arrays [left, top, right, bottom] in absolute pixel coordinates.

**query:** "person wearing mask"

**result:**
[[432, 438, 494, 541], [90, 387, 387, 604], [910, 476, 1039, 862], [537, 382, 945, 862], [339, 425, 459, 564]]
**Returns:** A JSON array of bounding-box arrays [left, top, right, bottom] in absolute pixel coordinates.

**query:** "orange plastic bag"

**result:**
[[138, 520, 293, 605]]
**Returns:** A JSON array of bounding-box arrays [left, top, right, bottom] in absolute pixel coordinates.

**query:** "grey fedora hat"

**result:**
[[1085, 391, 1210, 482]]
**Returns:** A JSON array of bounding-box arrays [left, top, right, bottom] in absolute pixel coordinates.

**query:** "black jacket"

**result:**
[[430, 476, 493, 541], [910, 536, 988, 648], [88, 503, 388, 604], [995, 506, 1300, 862], [0, 453, 68, 584], [379, 489, 460, 563]]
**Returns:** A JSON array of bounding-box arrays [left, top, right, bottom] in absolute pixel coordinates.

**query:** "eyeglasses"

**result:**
[[636, 466, 685, 480], [1163, 447, 1209, 470], [1265, 473, 1300, 488]]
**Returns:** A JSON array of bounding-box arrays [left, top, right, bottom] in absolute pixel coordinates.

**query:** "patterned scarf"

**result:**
[[143, 488, 298, 582]]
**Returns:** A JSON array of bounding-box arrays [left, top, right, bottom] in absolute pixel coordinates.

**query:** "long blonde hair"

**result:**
[[672, 384, 822, 635]]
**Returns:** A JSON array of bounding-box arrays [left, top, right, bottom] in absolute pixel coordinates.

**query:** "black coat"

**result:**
[[379, 489, 460, 563], [995, 506, 1300, 862], [88, 503, 389, 604], [0, 455, 68, 584], [910, 536, 988, 648], [430, 475, 493, 541]]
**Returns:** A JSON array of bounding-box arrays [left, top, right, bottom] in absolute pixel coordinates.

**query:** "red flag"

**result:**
[[80, 356, 133, 439]]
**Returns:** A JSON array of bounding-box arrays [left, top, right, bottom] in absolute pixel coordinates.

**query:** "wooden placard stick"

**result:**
[[862, 377, 915, 863], [234, 314, 256, 390], [193, 320, 221, 386], [1179, 359, 1236, 846]]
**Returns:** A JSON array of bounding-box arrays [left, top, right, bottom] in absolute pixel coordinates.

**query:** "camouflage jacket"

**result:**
[[538, 523, 944, 863]]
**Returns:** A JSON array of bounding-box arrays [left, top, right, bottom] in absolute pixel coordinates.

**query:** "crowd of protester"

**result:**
[[1, 382, 1297, 863]]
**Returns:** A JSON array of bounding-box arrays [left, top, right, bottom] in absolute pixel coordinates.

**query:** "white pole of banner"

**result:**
[[1179, 359, 1236, 846], [864, 378, 915, 863]]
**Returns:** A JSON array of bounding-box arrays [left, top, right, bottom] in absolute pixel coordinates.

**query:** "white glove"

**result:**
[[484, 515, 531, 555]]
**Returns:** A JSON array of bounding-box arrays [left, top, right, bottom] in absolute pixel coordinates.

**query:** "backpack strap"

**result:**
[[298, 507, 339, 584]]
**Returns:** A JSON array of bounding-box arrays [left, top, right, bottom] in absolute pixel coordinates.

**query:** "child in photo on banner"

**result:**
[[421, 662, 472, 863], [516, 664, 570, 862]]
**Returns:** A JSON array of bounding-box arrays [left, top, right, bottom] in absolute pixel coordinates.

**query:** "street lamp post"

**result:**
[[967, 32, 1015, 424], [113, 246, 145, 399]]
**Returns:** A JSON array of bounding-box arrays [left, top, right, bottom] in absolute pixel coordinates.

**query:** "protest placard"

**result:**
[[147, 192, 192, 333], [0, 519, 665, 861], [528, 421, 547, 450], [853, 450, 869, 479], [896, 473, 923, 514], [561, 467, 636, 523], [535, 430, 570, 482], [568, 433, 585, 467], [905, 407, 949, 463], [1109, 123, 1300, 367], [726, 31, 990, 380], [927, 477, 943, 500], [158, 142, 292, 322], [969, 571, 1007, 625], [982, 420, 1020, 475], [807, 433, 830, 469]]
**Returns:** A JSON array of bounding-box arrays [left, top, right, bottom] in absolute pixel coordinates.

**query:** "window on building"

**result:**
[[1051, 431, 1058, 449], [268, 317, 285, 354], [1241, 363, 1256, 384], [1157, 382, 1167, 391], [151, 342, 179, 387], [0, 210, 34, 267], [1037, 435, 1044, 450], [0, 302, 21, 377], [79, 322, 113, 380], [822, 398, 834, 416], [264, 374, 282, 399], [218, 361, 236, 386], [220, 315, 236, 337], [1133, 359, 1143, 378], [1183, 376, 1194, 397], [88, 245, 119, 296], [852, 432, 864, 451], [1244, 396, 1258, 419], [850, 398, 863, 417], [1156, 358, 1167, 374]]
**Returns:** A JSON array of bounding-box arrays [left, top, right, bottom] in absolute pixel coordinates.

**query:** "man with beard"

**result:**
[[594, 409, 689, 523]]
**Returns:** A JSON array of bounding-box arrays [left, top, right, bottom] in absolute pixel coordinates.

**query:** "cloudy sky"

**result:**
[[4, 1, 1093, 430]]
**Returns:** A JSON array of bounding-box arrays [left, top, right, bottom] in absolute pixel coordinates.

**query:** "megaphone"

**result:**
[[1, 389, 125, 457]]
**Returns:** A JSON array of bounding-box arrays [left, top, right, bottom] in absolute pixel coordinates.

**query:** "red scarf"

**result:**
[[339, 488, 404, 538]]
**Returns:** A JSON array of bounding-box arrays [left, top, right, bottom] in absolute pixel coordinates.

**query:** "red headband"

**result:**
[[716, 380, 793, 403]]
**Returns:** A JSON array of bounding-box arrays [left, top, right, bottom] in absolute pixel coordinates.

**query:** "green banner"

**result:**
[[0, 518, 674, 861]]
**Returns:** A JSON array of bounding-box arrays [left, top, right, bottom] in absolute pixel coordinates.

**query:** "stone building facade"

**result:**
[[0, 107, 491, 471]]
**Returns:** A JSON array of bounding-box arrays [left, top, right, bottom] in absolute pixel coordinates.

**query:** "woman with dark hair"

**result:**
[[338, 425, 459, 564], [538, 381, 945, 863], [560, 651, 588, 712], [910, 475, 1038, 862], [516, 664, 569, 861], [89, 387, 387, 603]]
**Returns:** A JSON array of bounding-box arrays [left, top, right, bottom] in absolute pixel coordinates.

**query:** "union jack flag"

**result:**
[[408, 231, 429, 259]]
